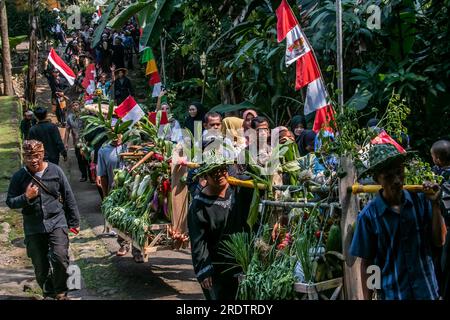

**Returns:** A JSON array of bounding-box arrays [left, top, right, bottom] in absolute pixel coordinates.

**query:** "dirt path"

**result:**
[[0, 51, 203, 300]]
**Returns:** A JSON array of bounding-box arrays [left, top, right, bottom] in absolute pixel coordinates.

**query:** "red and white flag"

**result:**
[[312, 105, 335, 133], [276, 0, 335, 130], [371, 130, 406, 153], [82, 64, 96, 95], [276, 0, 310, 66], [114, 96, 145, 126], [47, 48, 76, 86]]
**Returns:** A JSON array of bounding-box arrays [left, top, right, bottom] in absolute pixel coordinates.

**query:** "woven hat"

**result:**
[[193, 152, 230, 180], [358, 143, 415, 178], [114, 68, 128, 75]]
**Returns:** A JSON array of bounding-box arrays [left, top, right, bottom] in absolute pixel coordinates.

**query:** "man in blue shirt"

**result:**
[[350, 143, 447, 300]]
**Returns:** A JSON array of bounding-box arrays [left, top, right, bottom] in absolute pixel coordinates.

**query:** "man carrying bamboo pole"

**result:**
[[350, 143, 447, 300]]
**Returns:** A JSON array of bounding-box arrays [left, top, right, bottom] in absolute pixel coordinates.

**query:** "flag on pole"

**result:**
[[97, 6, 102, 18], [114, 96, 145, 126], [140, 47, 162, 97], [82, 64, 96, 95], [276, 0, 311, 66], [276, 0, 335, 131], [47, 48, 76, 85], [312, 105, 335, 133]]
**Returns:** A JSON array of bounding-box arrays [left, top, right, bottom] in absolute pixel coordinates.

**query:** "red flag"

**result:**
[[47, 48, 76, 85], [148, 111, 168, 125], [371, 130, 406, 153], [295, 51, 321, 90], [312, 105, 335, 133]]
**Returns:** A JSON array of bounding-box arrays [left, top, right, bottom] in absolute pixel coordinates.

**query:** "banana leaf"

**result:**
[[92, 1, 119, 49], [108, 1, 152, 29]]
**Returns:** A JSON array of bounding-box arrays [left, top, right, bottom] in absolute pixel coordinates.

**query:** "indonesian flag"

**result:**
[[276, 0, 310, 66], [312, 105, 335, 133], [371, 130, 406, 153], [114, 96, 145, 126], [82, 64, 96, 95], [97, 6, 102, 18], [276, 0, 336, 131], [48, 48, 76, 85]]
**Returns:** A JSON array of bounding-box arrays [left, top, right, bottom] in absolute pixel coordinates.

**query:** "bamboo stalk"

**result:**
[[227, 177, 266, 190], [120, 152, 146, 157], [349, 184, 435, 194], [262, 200, 340, 209], [129, 151, 155, 172]]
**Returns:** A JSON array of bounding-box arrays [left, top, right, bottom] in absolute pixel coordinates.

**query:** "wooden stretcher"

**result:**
[[104, 221, 172, 263]]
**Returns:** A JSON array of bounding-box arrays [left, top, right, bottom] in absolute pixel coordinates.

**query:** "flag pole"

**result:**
[[336, 0, 344, 114], [160, 31, 167, 86]]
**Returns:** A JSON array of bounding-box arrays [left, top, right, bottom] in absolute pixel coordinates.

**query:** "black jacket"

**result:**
[[113, 76, 134, 105], [6, 163, 80, 236], [28, 120, 67, 164]]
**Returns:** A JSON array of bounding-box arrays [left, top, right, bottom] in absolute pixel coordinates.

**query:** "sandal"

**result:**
[[116, 245, 129, 256]]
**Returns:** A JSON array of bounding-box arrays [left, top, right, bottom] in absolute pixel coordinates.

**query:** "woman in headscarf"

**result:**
[[222, 116, 245, 155], [291, 115, 314, 156], [242, 109, 257, 146], [242, 109, 257, 132], [184, 102, 205, 136]]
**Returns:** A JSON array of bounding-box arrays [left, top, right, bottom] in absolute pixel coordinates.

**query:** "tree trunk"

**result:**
[[339, 156, 365, 299], [26, 3, 38, 106], [0, 0, 14, 96]]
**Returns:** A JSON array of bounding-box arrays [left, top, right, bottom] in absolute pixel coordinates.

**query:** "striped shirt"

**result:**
[[350, 190, 439, 300]]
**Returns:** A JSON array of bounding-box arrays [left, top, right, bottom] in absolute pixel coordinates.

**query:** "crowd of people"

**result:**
[[8, 14, 450, 301]]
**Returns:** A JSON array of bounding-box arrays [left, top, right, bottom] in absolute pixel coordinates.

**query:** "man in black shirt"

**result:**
[[20, 110, 36, 140], [188, 159, 250, 300], [112, 67, 134, 105], [44, 61, 69, 126], [6, 140, 80, 300], [28, 107, 67, 165]]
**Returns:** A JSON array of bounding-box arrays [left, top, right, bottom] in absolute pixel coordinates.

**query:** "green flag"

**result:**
[[140, 47, 153, 64]]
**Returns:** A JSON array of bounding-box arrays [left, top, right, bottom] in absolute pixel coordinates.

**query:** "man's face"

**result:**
[[205, 116, 221, 130], [206, 167, 228, 187], [52, 71, 60, 78], [24, 152, 44, 174], [72, 103, 80, 112], [376, 160, 405, 199], [118, 71, 124, 78], [255, 121, 270, 142]]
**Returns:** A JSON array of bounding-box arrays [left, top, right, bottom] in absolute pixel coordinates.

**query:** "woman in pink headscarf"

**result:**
[[242, 109, 258, 146]]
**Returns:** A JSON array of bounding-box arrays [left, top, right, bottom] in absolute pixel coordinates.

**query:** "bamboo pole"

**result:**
[[349, 184, 435, 195], [339, 157, 364, 300], [261, 200, 340, 209]]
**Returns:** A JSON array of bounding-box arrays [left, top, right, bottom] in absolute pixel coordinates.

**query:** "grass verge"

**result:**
[[0, 96, 21, 193]]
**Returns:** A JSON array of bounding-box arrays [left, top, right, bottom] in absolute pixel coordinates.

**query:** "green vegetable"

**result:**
[[326, 225, 342, 253]]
